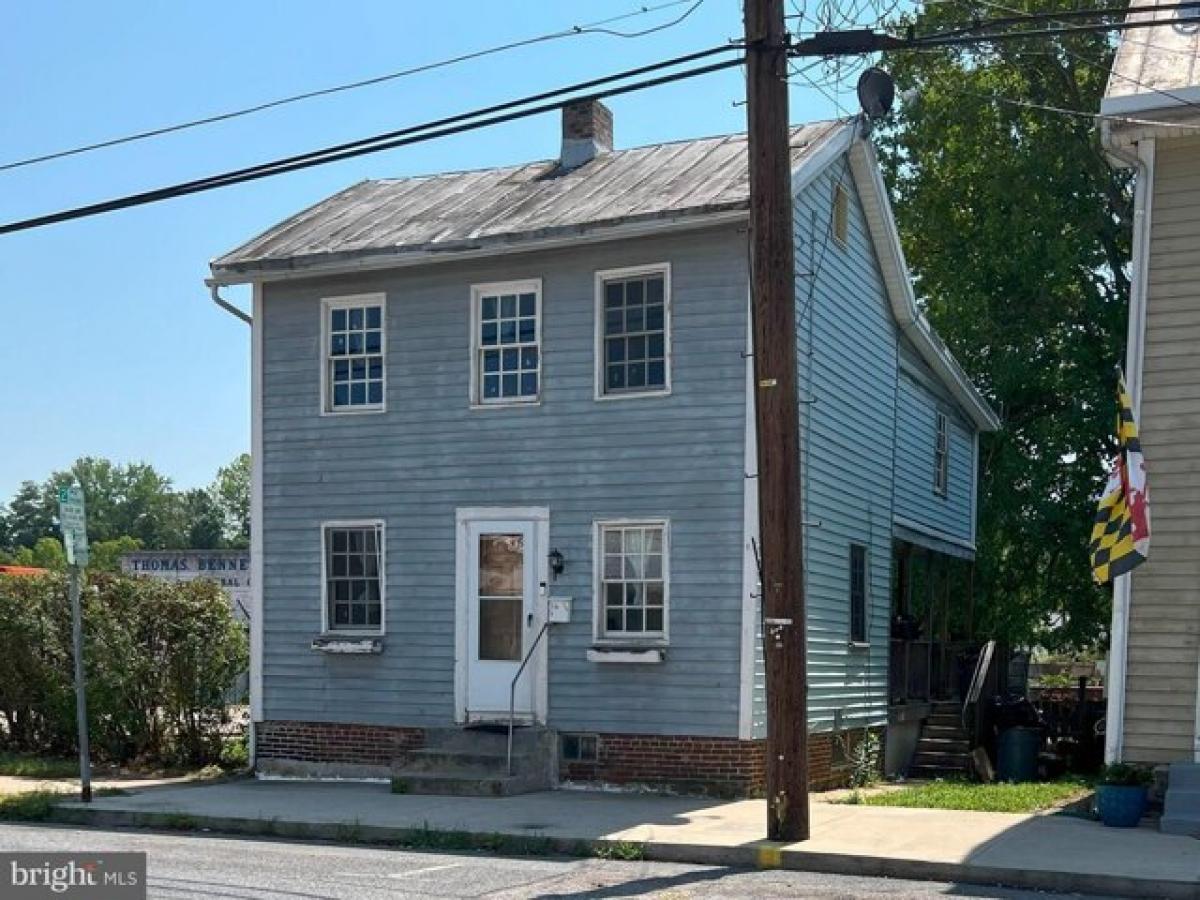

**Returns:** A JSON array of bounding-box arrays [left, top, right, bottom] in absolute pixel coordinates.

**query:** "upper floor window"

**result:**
[[323, 294, 385, 413], [849, 543, 868, 645], [471, 280, 540, 405], [833, 181, 850, 247], [596, 521, 668, 641], [934, 411, 950, 496], [322, 521, 384, 633], [596, 265, 671, 399]]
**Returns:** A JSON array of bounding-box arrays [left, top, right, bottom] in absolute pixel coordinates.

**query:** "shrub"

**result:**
[[1098, 763, 1153, 787], [0, 573, 247, 768], [847, 730, 882, 789]]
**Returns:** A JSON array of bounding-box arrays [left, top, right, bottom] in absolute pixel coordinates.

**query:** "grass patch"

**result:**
[[0, 754, 79, 779], [595, 840, 647, 861], [844, 778, 1092, 814], [0, 791, 60, 822]]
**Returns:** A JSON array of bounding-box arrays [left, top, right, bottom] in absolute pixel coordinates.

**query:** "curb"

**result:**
[[49, 806, 1198, 900]]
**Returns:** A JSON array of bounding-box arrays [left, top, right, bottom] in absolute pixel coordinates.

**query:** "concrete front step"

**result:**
[[389, 770, 546, 797], [390, 725, 554, 797], [1163, 761, 1200, 791], [397, 747, 532, 773], [1161, 762, 1200, 837]]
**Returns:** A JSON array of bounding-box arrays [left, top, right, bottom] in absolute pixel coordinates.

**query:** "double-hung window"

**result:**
[[596, 521, 668, 641], [322, 521, 384, 633], [323, 294, 385, 413], [596, 265, 670, 398], [933, 411, 950, 496], [849, 543, 868, 645], [471, 280, 541, 405]]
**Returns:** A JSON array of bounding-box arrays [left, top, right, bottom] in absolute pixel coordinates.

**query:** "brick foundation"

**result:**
[[256, 720, 424, 769], [254, 720, 883, 796], [560, 734, 767, 797]]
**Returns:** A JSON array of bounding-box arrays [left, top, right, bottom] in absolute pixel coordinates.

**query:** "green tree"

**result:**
[[30, 537, 67, 571], [180, 489, 224, 550], [211, 454, 250, 549], [5, 481, 56, 549], [89, 536, 144, 574], [879, 0, 1129, 650]]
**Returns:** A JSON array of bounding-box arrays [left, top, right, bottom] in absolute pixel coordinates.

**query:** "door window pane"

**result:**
[[478, 534, 524, 661]]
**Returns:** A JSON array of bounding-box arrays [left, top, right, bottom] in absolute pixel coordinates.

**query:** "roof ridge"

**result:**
[[368, 117, 852, 185]]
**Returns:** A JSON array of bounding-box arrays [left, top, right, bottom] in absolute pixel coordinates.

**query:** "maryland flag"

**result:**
[[1090, 370, 1151, 585]]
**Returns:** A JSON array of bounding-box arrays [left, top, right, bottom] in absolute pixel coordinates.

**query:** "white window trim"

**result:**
[[591, 518, 670, 647], [593, 263, 673, 401], [468, 278, 543, 409], [319, 519, 386, 636], [319, 293, 387, 416], [934, 410, 950, 497]]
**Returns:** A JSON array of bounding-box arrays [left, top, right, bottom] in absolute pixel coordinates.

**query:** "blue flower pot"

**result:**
[[1095, 783, 1148, 828]]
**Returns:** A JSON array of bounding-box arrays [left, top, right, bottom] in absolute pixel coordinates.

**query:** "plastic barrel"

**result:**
[[996, 726, 1040, 782]]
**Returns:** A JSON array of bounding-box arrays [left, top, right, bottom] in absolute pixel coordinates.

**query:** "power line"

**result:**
[[947, 84, 1200, 129], [966, 0, 1200, 120], [0, 0, 705, 174], [0, 46, 744, 236]]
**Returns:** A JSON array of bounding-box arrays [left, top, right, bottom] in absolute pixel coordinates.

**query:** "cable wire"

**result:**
[[0, 47, 744, 236], [966, 0, 1200, 118], [0, 0, 705, 174]]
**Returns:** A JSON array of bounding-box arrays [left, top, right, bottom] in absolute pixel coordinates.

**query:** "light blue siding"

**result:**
[[753, 160, 900, 738], [751, 156, 983, 739], [793, 163, 897, 734], [260, 226, 749, 736], [893, 340, 977, 546]]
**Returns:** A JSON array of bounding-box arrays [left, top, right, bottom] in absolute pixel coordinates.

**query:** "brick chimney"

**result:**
[[560, 100, 613, 170]]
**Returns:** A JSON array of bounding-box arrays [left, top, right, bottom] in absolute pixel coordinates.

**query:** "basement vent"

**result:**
[[561, 733, 599, 762]]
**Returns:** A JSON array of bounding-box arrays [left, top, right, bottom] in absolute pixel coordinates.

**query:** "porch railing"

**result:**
[[506, 620, 550, 776]]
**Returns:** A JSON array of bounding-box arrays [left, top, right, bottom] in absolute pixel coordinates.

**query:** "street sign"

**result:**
[[57, 484, 94, 801], [58, 486, 89, 568]]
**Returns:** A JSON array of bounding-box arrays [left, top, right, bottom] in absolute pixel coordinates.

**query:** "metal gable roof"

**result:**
[[210, 119, 848, 279]]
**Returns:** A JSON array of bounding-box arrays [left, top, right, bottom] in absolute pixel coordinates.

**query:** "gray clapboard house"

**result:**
[[209, 103, 998, 795]]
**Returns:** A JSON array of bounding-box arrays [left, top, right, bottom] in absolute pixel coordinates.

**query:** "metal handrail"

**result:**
[[507, 620, 550, 776], [961, 639, 996, 738]]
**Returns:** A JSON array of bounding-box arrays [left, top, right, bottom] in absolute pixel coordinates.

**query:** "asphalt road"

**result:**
[[0, 823, 1110, 899]]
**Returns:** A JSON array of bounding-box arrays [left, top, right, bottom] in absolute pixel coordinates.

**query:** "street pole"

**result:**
[[68, 565, 92, 803], [744, 0, 810, 842]]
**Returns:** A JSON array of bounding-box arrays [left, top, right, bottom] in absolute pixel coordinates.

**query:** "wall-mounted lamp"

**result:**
[[548, 548, 566, 580]]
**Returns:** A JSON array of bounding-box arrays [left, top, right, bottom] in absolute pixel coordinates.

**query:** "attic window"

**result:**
[[833, 182, 850, 247]]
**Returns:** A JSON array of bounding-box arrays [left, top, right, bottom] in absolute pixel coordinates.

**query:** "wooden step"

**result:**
[[912, 750, 971, 768]]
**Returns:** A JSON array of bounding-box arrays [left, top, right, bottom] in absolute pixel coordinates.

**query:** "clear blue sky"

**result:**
[[0, 0, 855, 502]]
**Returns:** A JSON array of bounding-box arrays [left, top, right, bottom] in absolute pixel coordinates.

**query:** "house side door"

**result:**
[[464, 519, 537, 719]]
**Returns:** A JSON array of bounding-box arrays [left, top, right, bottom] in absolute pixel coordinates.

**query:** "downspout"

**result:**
[[1099, 120, 1154, 765], [207, 278, 254, 767], [209, 280, 252, 325]]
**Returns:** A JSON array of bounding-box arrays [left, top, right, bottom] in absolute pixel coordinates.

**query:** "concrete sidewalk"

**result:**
[[53, 779, 1200, 899]]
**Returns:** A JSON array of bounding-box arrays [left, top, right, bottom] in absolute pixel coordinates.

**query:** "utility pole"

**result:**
[[744, 0, 809, 842]]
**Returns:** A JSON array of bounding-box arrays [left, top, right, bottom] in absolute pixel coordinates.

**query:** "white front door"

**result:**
[[465, 519, 538, 718]]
